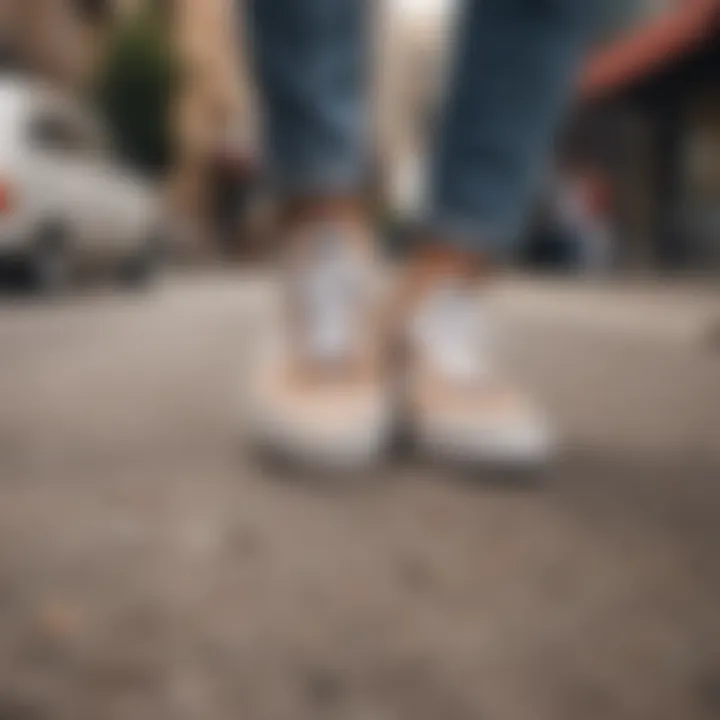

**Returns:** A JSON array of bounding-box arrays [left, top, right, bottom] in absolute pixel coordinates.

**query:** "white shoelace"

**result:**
[[293, 230, 367, 365], [412, 282, 492, 385]]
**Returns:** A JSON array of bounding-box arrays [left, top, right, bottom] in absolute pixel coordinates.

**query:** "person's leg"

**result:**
[[247, 0, 369, 205], [428, 0, 598, 258], [245, 1, 388, 469], [402, 0, 600, 465]]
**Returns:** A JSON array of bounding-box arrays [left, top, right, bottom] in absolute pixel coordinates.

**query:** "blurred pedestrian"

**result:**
[[246, 0, 602, 469], [556, 161, 615, 274]]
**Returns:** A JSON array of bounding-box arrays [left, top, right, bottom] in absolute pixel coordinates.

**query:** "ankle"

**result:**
[[391, 240, 492, 330], [410, 240, 491, 282], [280, 195, 367, 234]]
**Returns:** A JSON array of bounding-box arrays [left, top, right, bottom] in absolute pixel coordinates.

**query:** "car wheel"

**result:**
[[28, 227, 72, 295], [119, 233, 162, 289]]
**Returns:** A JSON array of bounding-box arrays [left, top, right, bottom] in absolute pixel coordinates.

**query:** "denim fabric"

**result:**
[[247, 0, 369, 196], [247, 0, 599, 254]]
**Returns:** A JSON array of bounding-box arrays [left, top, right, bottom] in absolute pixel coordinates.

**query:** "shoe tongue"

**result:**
[[295, 226, 366, 365], [414, 281, 493, 384]]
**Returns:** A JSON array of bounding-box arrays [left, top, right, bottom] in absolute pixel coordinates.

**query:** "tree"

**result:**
[[95, 3, 180, 177]]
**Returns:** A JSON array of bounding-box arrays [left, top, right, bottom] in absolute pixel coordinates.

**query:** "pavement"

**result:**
[[0, 271, 719, 720]]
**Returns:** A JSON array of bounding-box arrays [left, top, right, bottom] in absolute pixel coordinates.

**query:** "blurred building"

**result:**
[[572, 0, 720, 271], [170, 0, 256, 251]]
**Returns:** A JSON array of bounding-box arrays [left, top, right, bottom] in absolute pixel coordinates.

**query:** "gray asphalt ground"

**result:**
[[0, 272, 719, 720]]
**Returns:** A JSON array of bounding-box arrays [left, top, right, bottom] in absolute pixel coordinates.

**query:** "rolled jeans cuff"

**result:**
[[423, 211, 518, 262], [269, 160, 366, 199]]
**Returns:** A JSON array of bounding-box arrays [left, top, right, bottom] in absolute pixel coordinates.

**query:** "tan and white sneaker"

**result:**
[[403, 279, 554, 466], [246, 222, 391, 470]]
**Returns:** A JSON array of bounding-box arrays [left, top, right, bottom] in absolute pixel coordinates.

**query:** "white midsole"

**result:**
[[417, 420, 555, 466]]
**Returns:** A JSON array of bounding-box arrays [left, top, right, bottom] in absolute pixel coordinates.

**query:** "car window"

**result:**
[[28, 105, 102, 158]]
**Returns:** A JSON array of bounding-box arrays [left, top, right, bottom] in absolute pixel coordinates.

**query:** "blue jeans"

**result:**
[[248, 0, 598, 256]]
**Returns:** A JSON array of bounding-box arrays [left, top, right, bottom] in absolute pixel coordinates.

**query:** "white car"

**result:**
[[0, 77, 163, 291]]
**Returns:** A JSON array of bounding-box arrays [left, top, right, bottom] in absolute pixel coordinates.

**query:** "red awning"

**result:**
[[581, 0, 720, 100]]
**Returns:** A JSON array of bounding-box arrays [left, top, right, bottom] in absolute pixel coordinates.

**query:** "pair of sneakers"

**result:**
[[247, 221, 552, 470]]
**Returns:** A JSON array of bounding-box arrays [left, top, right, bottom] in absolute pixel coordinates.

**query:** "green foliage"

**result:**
[[95, 5, 180, 177]]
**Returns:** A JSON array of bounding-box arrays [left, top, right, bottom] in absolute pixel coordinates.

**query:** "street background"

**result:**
[[1, 273, 719, 719]]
